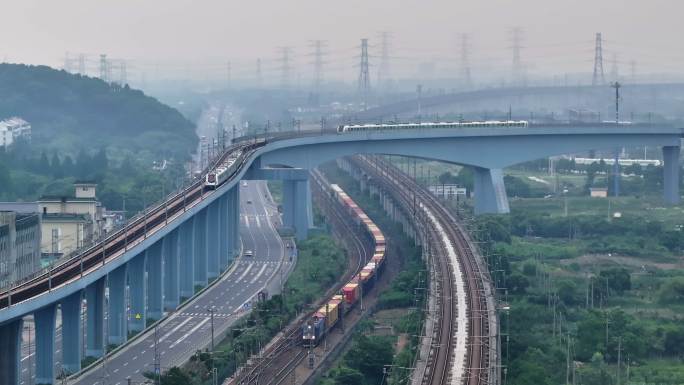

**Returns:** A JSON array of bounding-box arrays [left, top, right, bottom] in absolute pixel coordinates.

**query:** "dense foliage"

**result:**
[[0, 63, 196, 160]]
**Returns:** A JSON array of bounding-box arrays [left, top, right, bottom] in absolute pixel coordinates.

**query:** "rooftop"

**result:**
[[41, 213, 88, 222]]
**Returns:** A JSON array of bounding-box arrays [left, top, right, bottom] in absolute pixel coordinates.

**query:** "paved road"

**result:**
[[17, 180, 291, 385]]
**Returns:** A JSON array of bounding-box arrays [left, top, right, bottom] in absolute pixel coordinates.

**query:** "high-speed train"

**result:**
[[337, 120, 529, 133], [204, 139, 266, 188]]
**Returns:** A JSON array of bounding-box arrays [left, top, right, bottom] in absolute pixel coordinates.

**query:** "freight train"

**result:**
[[337, 120, 528, 133], [302, 183, 386, 346]]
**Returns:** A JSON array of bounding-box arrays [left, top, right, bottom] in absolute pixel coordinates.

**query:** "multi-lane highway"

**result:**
[[18, 180, 291, 385]]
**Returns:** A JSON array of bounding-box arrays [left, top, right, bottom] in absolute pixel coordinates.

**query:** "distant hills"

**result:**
[[0, 63, 197, 161]]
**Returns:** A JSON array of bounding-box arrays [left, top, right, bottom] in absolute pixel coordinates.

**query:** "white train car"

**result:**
[[337, 120, 528, 133]]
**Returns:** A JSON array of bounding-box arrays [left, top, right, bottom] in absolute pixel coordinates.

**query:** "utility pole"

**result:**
[[358, 38, 371, 109], [509, 27, 524, 86], [277, 47, 293, 89], [208, 307, 216, 385], [378, 31, 392, 88], [592, 33, 605, 86], [154, 325, 161, 385], [611, 81, 621, 197], [460, 33, 472, 89], [616, 336, 623, 385]]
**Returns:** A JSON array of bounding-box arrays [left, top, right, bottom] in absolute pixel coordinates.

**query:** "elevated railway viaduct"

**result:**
[[0, 124, 681, 384]]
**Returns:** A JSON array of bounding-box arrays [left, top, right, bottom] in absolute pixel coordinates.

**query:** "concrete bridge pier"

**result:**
[[34, 304, 57, 384], [107, 264, 128, 346], [474, 167, 510, 215], [61, 291, 83, 374], [663, 145, 681, 204], [147, 240, 164, 320], [218, 194, 229, 268], [128, 253, 147, 333], [207, 200, 220, 279], [193, 209, 208, 287], [283, 179, 313, 240], [0, 318, 22, 385], [228, 186, 240, 257], [179, 218, 195, 299], [163, 230, 180, 310], [86, 278, 105, 357]]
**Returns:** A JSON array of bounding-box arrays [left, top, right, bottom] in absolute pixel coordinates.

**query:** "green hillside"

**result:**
[[0, 63, 197, 161]]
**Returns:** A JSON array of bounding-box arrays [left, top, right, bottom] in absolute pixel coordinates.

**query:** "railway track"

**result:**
[[227, 169, 370, 385], [0, 141, 264, 310], [353, 155, 496, 385]]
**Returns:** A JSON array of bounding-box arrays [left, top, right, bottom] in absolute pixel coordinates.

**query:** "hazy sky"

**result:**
[[1, 0, 682, 82]]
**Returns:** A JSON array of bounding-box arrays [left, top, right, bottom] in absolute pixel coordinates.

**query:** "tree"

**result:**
[[50, 152, 62, 178], [557, 279, 578, 305], [343, 335, 394, 384], [332, 366, 364, 385], [658, 277, 684, 304], [507, 273, 530, 294], [599, 268, 631, 295]]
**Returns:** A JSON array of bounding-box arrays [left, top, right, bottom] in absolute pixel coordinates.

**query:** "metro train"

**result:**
[[337, 120, 529, 133], [204, 139, 266, 188], [302, 183, 386, 346]]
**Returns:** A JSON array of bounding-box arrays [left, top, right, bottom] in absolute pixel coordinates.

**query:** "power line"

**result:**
[[256, 58, 262, 88], [592, 32, 606, 85]]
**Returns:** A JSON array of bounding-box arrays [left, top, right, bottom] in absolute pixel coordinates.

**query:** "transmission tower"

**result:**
[[119, 61, 127, 86], [78, 54, 86, 75], [377, 31, 391, 87], [592, 33, 605, 86], [226, 61, 232, 89], [256, 58, 262, 88], [309, 40, 328, 91], [277, 47, 293, 89], [509, 27, 525, 85], [460, 33, 472, 89], [610, 53, 619, 82], [358, 38, 371, 107], [99, 54, 109, 82]]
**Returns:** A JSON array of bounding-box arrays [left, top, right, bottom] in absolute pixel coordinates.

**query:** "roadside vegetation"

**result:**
[[148, 234, 347, 385]]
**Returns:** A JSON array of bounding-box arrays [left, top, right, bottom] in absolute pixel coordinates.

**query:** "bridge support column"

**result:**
[[229, 186, 240, 257], [207, 201, 220, 279], [108, 264, 128, 346], [663, 146, 681, 205], [283, 179, 313, 240], [128, 253, 147, 333], [179, 218, 195, 299], [61, 291, 83, 374], [147, 240, 163, 320], [473, 167, 510, 215], [194, 208, 208, 287], [0, 318, 22, 385], [218, 194, 229, 269], [86, 278, 105, 357], [163, 230, 180, 310], [34, 304, 57, 384]]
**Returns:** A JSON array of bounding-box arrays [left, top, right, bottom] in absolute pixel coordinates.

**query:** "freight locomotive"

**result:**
[[337, 120, 528, 133], [302, 184, 386, 346]]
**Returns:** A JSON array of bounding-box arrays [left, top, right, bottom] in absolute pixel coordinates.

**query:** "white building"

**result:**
[[0, 117, 31, 148]]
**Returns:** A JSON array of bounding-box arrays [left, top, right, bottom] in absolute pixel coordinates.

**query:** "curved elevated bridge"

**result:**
[[0, 123, 681, 385]]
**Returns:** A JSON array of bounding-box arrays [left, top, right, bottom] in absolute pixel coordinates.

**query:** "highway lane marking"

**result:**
[[169, 317, 211, 349], [250, 264, 268, 284], [154, 317, 193, 346], [123, 362, 128, 367], [244, 216, 250, 228], [255, 216, 261, 227], [21, 353, 34, 362], [235, 263, 254, 282]]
